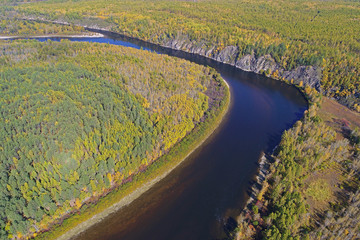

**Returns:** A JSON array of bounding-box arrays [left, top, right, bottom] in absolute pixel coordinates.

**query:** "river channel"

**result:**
[[36, 34, 307, 240]]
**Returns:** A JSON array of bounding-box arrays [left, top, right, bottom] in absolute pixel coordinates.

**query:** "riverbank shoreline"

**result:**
[[27, 69, 231, 240], [233, 153, 275, 238], [0, 32, 104, 40]]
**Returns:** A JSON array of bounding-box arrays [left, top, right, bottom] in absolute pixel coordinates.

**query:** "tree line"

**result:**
[[9, 0, 360, 109]]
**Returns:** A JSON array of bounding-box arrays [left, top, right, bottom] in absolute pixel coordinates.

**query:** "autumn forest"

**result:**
[[0, 0, 359, 240]]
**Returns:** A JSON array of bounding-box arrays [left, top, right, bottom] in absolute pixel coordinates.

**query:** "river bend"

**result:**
[[34, 35, 307, 240]]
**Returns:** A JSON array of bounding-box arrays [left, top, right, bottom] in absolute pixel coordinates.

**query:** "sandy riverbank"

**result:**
[[0, 32, 104, 40]]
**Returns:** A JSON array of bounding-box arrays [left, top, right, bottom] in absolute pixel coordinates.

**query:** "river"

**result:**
[[35, 34, 307, 240]]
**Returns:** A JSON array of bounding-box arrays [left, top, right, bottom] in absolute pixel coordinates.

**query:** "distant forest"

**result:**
[[5, 0, 360, 108]]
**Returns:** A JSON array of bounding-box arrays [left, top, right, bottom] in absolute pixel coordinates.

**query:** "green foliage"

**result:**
[[252, 205, 258, 215], [0, 18, 86, 36], [261, 103, 349, 238], [37, 74, 229, 240], [305, 179, 332, 202], [0, 39, 224, 239]]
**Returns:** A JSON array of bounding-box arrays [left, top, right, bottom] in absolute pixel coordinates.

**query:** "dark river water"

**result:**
[[36, 33, 307, 240]]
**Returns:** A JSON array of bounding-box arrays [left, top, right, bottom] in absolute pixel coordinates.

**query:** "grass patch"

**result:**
[[305, 179, 332, 202]]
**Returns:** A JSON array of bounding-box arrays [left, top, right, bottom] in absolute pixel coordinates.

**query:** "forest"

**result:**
[[0, 18, 86, 36], [4, 0, 360, 109], [0, 39, 227, 239], [235, 86, 360, 239], [0, 2, 87, 36], [0, 0, 359, 239]]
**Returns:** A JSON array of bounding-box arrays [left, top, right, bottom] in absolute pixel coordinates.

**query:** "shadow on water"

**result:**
[[34, 32, 307, 240]]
